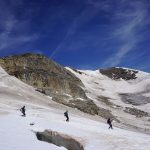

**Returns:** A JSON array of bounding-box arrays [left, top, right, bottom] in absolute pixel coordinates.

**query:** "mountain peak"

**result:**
[[1, 53, 46, 59], [99, 67, 138, 80]]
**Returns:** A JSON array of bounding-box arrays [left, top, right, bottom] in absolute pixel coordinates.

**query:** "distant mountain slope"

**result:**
[[0, 53, 100, 116], [66, 67, 150, 133], [99, 67, 138, 80], [0, 53, 150, 133], [0, 66, 56, 108], [0, 53, 86, 98], [1, 66, 150, 150]]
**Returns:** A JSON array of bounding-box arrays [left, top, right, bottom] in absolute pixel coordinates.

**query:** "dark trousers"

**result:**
[[65, 116, 69, 122], [108, 123, 113, 129], [22, 111, 26, 117]]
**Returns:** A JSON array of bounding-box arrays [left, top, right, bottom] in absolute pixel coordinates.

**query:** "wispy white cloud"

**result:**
[[0, 32, 38, 50], [102, 0, 149, 67], [87, 0, 112, 11], [51, 0, 149, 65], [0, 0, 38, 53], [50, 2, 103, 58]]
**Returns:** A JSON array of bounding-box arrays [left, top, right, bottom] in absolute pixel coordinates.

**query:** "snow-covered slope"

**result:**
[[66, 67, 150, 106], [0, 66, 150, 150], [66, 67, 150, 133]]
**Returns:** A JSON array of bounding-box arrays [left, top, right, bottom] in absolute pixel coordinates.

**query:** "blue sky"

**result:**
[[0, 0, 150, 72]]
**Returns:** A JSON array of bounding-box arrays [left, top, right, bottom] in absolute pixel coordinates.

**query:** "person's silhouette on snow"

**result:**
[[107, 118, 113, 129], [20, 106, 26, 117], [64, 110, 69, 122]]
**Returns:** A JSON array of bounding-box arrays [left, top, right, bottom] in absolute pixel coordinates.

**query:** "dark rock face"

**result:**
[[0, 53, 109, 117], [52, 96, 117, 120], [97, 96, 122, 108], [124, 107, 150, 118], [0, 53, 86, 99], [119, 93, 150, 105], [36, 130, 84, 150], [99, 67, 138, 80], [52, 96, 100, 115]]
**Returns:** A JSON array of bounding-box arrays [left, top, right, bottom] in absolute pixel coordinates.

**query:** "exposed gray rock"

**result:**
[[0, 53, 116, 119], [119, 93, 150, 105], [52, 96, 99, 115], [97, 96, 122, 109], [0, 53, 87, 99], [124, 107, 150, 118], [99, 67, 138, 80], [52, 95, 119, 120], [122, 122, 150, 134], [36, 130, 84, 150]]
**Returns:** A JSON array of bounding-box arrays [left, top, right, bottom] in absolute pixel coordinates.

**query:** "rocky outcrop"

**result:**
[[52, 95, 118, 120], [0, 53, 86, 99], [124, 107, 150, 118], [36, 130, 84, 150], [52, 96, 100, 115], [0, 54, 129, 120], [0, 53, 112, 117], [119, 93, 150, 105], [99, 67, 138, 80]]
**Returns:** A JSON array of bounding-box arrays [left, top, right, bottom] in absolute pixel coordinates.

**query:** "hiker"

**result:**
[[20, 106, 26, 117], [64, 110, 69, 122], [107, 118, 113, 129]]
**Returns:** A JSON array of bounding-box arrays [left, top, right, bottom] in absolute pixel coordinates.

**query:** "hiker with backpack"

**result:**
[[64, 110, 69, 122], [107, 118, 113, 129], [20, 106, 26, 117]]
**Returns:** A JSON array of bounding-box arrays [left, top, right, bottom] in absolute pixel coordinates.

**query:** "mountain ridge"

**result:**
[[0, 53, 150, 133]]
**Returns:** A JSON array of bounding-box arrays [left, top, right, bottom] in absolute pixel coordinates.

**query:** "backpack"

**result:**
[[64, 111, 67, 116], [107, 119, 111, 124]]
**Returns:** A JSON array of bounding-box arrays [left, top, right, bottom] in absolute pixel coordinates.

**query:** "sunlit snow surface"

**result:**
[[66, 67, 150, 131], [0, 66, 150, 150]]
